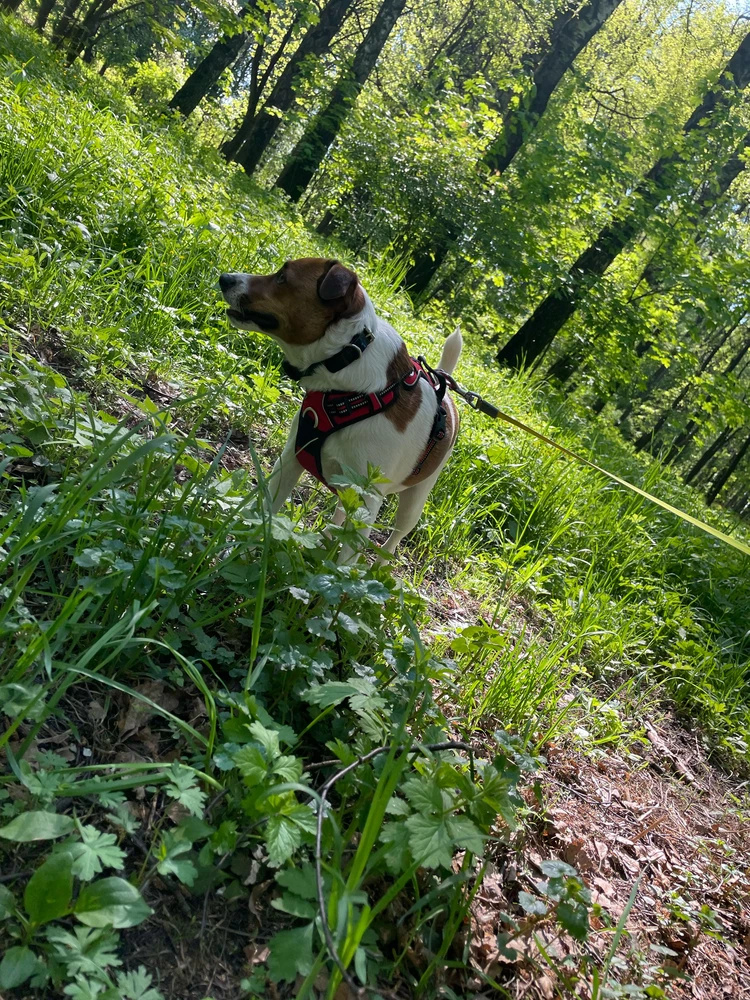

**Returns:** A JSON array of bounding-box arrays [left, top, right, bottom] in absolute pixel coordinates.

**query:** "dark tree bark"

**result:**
[[275, 0, 408, 201], [546, 131, 750, 385], [684, 426, 736, 484], [169, 5, 253, 117], [633, 323, 739, 453], [484, 0, 624, 175], [34, 0, 58, 31], [661, 332, 750, 462], [51, 0, 85, 45], [1, 0, 24, 12], [224, 0, 354, 174], [706, 428, 750, 505], [403, 0, 624, 297], [497, 31, 750, 370], [64, 0, 119, 62]]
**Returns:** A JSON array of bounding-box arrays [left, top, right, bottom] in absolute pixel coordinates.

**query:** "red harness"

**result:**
[[294, 359, 447, 489]]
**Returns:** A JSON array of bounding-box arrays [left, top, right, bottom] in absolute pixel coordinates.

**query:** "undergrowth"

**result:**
[[1, 15, 749, 998]]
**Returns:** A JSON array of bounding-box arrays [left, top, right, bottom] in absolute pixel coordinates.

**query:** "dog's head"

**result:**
[[219, 258, 365, 345]]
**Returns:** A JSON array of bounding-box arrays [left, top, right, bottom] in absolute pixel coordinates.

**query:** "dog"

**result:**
[[219, 257, 462, 555]]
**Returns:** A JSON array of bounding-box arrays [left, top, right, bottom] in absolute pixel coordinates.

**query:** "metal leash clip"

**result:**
[[461, 390, 501, 418]]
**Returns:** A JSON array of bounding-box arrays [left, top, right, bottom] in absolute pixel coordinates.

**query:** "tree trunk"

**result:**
[[51, 0, 84, 45], [546, 130, 750, 384], [274, 0, 408, 201], [225, 0, 354, 175], [684, 426, 735, 484], [497, 31, 750, 370], [661, 332, 750, 462], [485, 0, 624, 175], [706, 428, 750, 505], [403, 0, 624, 297], [169, 5, 253, 117], [34, 0, 57, 31], [1, 0, 24, 12], [65, 0, 117, 63], [633, 323, 738, 453]]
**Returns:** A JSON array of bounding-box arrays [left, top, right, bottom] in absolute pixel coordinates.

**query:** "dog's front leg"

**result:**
[[265, 416, 304, 514]]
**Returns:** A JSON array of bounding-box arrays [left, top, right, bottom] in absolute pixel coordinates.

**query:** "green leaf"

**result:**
[[233, 745, 267, 783], [305, 616, 337, 641], [156, 831, 198, 885], [518, 891, 547, 916], [557, 900, 589, 941], [385, 796, 410, 817], [270, 892, 317, 919], [164, 764, 206, 817], [272, 754, 303, 782], [69, 825, 126, 881], [46, 925, 122, 976], [0, 683, 45, 721], [302, 681, 359, 709], [74, 877, 152, 928], [0, 884, 17, 919], [24, 851, 74, 924], [116, 965, 164, 1000], [446, 815, 486, 855], [63, 976, 107, 1000], [540, 859, 578, 879], [0, 810, 75, 842], [248, 720, 280, 759], [157, 855, 197, 886], [265, 815, 302, 866], [267, 922, 314, 983], [405, 813, 454, 869], [0, 946, 41, 989], [275, 864, 318, 900], [403, 775, 449, 813]]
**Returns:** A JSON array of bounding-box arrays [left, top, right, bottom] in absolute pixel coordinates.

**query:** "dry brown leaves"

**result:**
[[467, 717, 750, 999]]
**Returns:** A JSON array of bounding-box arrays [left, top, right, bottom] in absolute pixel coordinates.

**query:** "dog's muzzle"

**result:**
[[219, 273, 280, 331]]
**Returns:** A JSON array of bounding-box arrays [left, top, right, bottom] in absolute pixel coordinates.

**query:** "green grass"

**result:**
[[1, 15, 749, 999]]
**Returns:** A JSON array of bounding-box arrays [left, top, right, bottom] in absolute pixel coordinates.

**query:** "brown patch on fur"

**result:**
[[401, 393, 460, 487], [384, 344, 422, 433], [237, 258, 363, 345]]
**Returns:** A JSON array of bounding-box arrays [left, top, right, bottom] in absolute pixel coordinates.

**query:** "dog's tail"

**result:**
[[438, 326, 462, 376]]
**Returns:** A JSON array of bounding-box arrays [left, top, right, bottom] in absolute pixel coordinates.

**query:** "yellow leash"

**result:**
[[425, 361, 750, 559]]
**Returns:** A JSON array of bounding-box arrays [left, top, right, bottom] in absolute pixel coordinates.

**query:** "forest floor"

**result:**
[[71, 655, 750, 1000]]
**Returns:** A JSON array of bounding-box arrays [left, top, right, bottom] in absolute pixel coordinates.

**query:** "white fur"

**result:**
[[226, 280, 462, 557]]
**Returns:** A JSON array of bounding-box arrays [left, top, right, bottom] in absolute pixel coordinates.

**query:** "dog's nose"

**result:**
[[219, 273, 239, 293]]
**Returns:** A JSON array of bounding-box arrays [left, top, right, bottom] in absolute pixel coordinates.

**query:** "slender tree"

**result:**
[[222, 0, 354, 173], [35, 0, 58, 31], [546, 131, 750, 384], [660, 332, 750, 462], [706, 428, 750, 505], [275, 0, 408, 201], [497, 31, 750, 370], [403, 0, 625, 296], [51, 0, 85, 46], [65, 0, 118, 63], [684, 426, 736, 484], [168, 5, 254, 117]]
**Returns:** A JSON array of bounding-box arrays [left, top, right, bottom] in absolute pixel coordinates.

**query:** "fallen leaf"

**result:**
[[119, 681, 179, 738]]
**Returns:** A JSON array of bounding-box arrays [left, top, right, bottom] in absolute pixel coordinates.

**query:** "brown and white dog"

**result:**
[[219, 257, 462, 555]]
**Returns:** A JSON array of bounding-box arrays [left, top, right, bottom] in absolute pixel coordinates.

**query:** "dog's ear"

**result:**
[[318, 262, 364, 317]]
